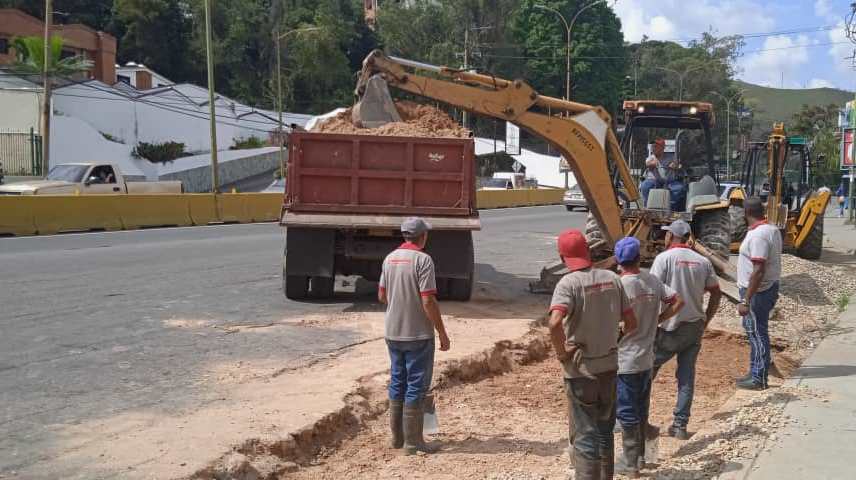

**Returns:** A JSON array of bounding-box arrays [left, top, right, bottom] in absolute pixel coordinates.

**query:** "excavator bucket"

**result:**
[[352, 74, 402, 128]]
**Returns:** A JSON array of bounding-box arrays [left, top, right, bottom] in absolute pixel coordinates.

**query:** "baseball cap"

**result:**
[[614, 237, 640, 265], [654, 138, 666, 146], [401, 217, 432, 236], [557, 229, 592, 271], [661, 219, 691, 238]]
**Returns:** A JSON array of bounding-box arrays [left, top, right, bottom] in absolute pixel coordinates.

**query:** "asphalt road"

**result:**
[[0, 205, 586, 475]]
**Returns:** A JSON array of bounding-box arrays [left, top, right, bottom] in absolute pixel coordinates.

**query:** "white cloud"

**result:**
[[614, 0, 774, 43], [815, 0, 834, 19], [739, 35, 811, 88], [808, 78, 835, 88], [828, 21, 853, 73]]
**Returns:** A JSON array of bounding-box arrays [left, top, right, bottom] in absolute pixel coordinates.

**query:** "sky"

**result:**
[[612, 0, 856, 91]]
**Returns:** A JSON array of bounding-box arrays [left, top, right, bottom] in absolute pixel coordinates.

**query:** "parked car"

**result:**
[[0, 163, 182, 195], [563, 184, 587, 211]]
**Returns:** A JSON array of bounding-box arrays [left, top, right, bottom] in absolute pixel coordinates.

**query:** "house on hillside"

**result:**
[[116, 63, 173, 90]]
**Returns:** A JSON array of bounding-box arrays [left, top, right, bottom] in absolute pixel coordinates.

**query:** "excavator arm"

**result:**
[[355, 50, 639, 247]]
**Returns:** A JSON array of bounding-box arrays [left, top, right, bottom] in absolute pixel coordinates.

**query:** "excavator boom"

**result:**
[[355, 50, 637, 247]]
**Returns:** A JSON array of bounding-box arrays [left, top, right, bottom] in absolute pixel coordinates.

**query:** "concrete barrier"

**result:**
[[0, 189, 562, 237]]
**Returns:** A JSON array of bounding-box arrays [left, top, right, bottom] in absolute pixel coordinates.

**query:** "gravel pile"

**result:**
[[313, 101, 470, 138], [655, 385, 827, 479]]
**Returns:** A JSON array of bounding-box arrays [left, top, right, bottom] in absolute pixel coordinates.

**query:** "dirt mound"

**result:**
[[313, 101, 470, 138]]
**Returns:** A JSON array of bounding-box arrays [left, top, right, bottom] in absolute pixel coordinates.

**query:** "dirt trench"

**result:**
[[273, 329, 751, 480]]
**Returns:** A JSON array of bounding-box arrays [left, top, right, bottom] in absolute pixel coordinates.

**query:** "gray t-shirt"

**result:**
[[549, 268, 632, 379], [737, 222, 782, 292], [618, 271, 677, 374], [650, 246, 719, 331], [379, 243, 437, 341]]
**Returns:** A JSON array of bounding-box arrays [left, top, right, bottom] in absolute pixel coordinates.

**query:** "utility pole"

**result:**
[[203, 0, 219, 193], [462, 27, 469, 129], [709, 89, 745, 179], [656, 64, 705, 101], [41, 0, 52, 177]]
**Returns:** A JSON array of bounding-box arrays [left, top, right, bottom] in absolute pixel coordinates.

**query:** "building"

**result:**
[[0, 9, 116, 84], [116, 62, 173, 90]]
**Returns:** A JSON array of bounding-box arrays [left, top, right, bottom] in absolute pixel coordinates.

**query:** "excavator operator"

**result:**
[[641, 138, 685, 211]]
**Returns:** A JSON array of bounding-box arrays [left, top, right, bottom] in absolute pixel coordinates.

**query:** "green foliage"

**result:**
[[836, 294, 850, 313], [132, 141, 187, 164], [231, 136, 267, 150], [476, 151, 518, 177], [789, 103, 842, 188], [10, 35, 93, 76], [739, 80, 853, 136], [100, 132, 124, 143]]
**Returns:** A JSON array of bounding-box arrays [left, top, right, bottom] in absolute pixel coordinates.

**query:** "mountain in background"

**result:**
[[737, 80, 853, 135]]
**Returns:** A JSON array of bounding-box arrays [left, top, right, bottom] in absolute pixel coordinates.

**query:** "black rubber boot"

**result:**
[[615, 425, 641, 478], [402, 403, 421, 455], [389, 399, 404, 449], [573, 449, 601, 480]]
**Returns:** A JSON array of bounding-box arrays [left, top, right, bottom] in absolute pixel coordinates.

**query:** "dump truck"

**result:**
[[0, 163, 183, 195], [280, 132, 479, 300], [349, 50, 734, 295]]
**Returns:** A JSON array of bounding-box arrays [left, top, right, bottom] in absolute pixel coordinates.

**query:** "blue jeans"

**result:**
[[653, 321, 704, 428], [616, 370, 652, 429], [740, 282, 779, 386], [386, 338, 434, 406], [565, 371, 617, 461], [667, 180, 686, 211]]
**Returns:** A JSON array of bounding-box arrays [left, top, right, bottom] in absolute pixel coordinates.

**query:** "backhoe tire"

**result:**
[[730, 205, 747, 243], [585, 213, 604, 246], [796, 215, 823, 260], [693, 208, 731, 260]]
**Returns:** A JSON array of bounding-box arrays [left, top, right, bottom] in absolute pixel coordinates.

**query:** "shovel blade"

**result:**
[[352, 75, 402, 128]]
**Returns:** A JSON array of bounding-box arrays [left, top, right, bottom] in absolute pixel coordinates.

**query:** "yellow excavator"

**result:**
[[353, 50, 735, 291], [728, 123, 830, 259]]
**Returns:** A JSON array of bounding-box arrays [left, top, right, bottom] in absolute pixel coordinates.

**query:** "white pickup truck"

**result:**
[[0, 163, 183, 195]]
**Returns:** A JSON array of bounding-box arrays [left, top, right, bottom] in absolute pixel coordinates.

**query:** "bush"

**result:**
[[231, 136, 268, 150], [132, 141, 187, 164]]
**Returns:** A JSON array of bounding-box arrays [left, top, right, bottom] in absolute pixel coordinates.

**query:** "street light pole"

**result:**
[[203, 0, 219, 193], [709, 89, 745, 179], [41, 0, 52, 177], [656, 64, 705, 101], [275, 27, 320, 181]]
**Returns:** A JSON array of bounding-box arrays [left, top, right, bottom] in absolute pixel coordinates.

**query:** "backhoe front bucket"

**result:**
[[352, 74, 402, 128]]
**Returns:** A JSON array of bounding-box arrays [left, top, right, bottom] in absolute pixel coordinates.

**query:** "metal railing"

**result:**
[[0, 129, 43, 176]]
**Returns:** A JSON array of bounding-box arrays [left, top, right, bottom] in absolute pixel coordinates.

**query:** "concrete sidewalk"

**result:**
[[722, 301, 856, 480]]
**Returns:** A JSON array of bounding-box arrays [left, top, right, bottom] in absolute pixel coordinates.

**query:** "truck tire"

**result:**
[[693, 208, 731, 260], [310, 276, 335, 298], [730, 205, 747, 243], [565, 205, 574, 212], [444, 232, 475, 301], [284, 274, 309, 299], [796, 216, 823, 260]]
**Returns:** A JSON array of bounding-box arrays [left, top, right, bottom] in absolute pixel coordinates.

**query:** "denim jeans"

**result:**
[[740, 282, 779, 386], [564, 371, 617, 461], [386, 338, 435, 406], [653, 321, 704, 428], [616, 369, 652, 429], [667, 180, 686, 211]]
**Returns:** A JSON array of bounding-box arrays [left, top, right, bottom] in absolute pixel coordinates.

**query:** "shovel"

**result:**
[[423, 392, 440, 435]]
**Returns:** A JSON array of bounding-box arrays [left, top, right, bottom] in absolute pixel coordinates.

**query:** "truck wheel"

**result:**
[[730, 205, 747, 243], [438, 231, 474, 301], [284, 274, 309, 299], [693, 208, 731, 260], [310, 276, 335, 298], [565, 205, 574, 212], [796, 215, 823, 260]]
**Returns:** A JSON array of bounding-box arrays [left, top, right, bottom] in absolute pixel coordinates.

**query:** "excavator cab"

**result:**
[[728, 124, 830, 259]]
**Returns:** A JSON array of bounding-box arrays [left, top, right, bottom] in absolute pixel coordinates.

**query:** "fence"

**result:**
[[0, 129, 43, 176]]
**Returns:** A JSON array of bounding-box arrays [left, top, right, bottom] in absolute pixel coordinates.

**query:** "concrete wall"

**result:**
[[0, 90, 40, 131], [159, 149, 280, 193]]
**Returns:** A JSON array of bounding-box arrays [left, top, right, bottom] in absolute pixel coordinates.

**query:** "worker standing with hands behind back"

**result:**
[[548, 229, 637, 480], [379, 217, 450, 455]]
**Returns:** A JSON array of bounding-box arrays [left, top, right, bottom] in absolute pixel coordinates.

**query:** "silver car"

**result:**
[[563, 185, 587, 211]]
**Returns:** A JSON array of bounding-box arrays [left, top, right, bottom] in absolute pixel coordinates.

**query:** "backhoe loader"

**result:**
[[728, 123, 830, 259], [353, 50, 734, 292]]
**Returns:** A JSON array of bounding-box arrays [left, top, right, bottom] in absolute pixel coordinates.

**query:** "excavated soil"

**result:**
[[284, 330, 750, 480], [313, 101, 470, 138]]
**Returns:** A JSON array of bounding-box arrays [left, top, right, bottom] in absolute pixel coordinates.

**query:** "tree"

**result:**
[[0, 0, 114, 30], [789, 103, 842, 188], [11, 35, 92, 175]]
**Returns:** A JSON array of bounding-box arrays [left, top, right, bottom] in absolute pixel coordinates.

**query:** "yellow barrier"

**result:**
[[476, 188, 564, 209], [0, 190, 561, 237]]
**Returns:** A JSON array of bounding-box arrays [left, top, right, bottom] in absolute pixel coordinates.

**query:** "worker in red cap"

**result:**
[[640, 138, 667, 206], [548, 229, 638, 480]]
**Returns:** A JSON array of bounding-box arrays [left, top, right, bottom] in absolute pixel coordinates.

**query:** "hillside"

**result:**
[[737, 80, 853, 131]]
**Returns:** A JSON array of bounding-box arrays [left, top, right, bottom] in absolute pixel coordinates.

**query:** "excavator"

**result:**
[[728, 123, 830, 259], [353, 50, 735, 291]]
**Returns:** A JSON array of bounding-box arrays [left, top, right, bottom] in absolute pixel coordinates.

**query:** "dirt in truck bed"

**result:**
[[313, 101, 470, 138]]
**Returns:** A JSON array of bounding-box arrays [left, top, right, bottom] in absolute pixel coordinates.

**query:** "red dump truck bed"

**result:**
[[285, 132, 476, 216]]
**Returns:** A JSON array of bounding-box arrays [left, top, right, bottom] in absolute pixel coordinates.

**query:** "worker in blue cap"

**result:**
[[614, 237, 684, 477]]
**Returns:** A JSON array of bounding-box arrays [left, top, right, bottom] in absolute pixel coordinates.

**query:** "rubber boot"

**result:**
[[573, 449, 601, 480], [389, 399, 404, 449], [402, 403, 421, 455], [615, 425, 641, 478]]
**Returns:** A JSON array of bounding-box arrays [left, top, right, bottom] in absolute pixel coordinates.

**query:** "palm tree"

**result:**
[[11, 36, 93, 176]]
